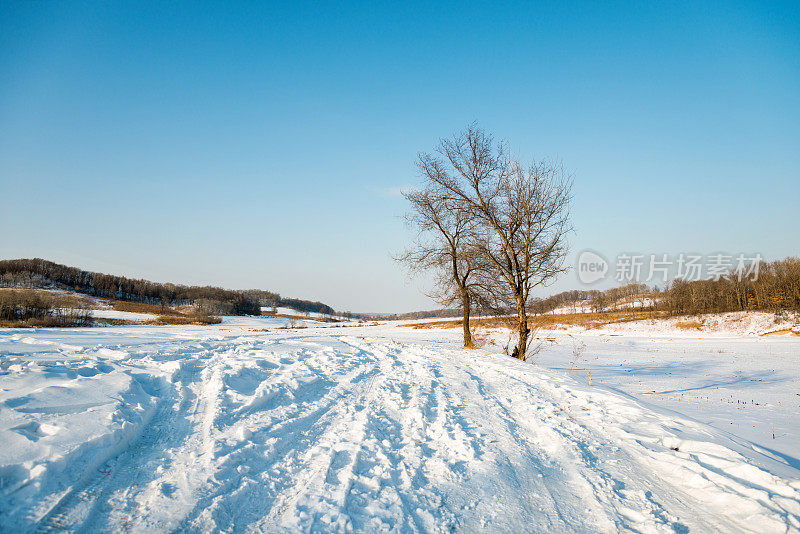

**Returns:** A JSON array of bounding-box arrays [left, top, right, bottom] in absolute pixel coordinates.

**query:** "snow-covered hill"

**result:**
[[1, 318, 798, 532]]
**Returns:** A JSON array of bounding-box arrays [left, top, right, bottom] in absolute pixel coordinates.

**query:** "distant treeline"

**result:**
[[252, 295, 336, 316], [0, 289, 92, 327], [529, 289, 602, 315], [389, 257, 800, 320], [377, 308, 466, 321], [379, 291, 601, 320], [660, 257, 800, 315], [571, 257, 800, 316], [0, 259, 335, 316], [377, 307, 504, 321]]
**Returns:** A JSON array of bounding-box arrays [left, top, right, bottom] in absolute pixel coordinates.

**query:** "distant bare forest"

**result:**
[[0, 289, 92, 327], [387, 257, 800, 320], [572, 257, 800, 316], [0, 259, 335, 316]]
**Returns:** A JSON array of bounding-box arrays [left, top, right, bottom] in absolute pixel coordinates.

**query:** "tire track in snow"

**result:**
[[176, 336, 386, 532], [32, 342, 230, 532], [33, 367, 187, 532], [336, 339, 461, 532], [455, 359, 682, 533], [400, 345, 604, 532], [245, 337, 459, 532]]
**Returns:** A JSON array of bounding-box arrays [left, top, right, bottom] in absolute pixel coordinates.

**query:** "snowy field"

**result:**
[[1, 317, 799, 532], [506, 312, 800, 460]]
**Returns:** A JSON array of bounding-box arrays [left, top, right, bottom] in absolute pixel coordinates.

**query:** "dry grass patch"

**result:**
[[399, 310, 667, 331], [93, 318, 141, 326], [761, 328, 800, 337], [109, 300, 182, 316], [0, 316, 91, 328], [675, 320, 704, 331], [400, 315, 516, 330], [149, 314, 222, 326], [0, 288, 91, 308], [534, 310, 667, 329]]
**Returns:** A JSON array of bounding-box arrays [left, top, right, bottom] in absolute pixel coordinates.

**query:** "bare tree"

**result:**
[[421, 124, 573, 360], [396, 186, 483, 348]]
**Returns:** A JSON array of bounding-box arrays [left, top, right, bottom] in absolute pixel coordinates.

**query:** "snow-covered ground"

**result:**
[[527, 330, 800, 459], [89, 309, 159, 322], [564, 311, 799, 338], [1, 317, 799, 532]]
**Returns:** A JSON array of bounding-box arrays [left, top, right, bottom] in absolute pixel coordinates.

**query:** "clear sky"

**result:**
[[1, 1, 798, 313]]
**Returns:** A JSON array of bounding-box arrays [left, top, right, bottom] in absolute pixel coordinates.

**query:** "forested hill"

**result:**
[[0, 258, 335, 316]]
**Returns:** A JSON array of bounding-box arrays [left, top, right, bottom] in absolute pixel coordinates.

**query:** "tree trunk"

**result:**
[[461, 292, 474, 348], [516, 321, 529, 360], [515, 299, 529, 360]]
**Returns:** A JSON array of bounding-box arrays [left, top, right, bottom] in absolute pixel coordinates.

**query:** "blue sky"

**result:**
[[1, 1, 798, 312]]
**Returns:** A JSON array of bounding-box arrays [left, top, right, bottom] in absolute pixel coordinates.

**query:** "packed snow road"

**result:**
[[1, 318, 799, 533]]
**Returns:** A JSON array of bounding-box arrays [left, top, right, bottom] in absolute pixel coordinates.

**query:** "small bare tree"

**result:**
[[422, 124, 573, 360], [397, 186, 482, 348]]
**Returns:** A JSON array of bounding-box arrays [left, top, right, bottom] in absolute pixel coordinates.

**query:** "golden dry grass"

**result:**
[[675, 320, 704, 331], [400, 316, 513, 330], [148, 314, 222, 326], [761, 328, 800, 337], [109, 300, 183, 316], [0, 287, 93, 309], [0, 318, 85, 328], [399, 310, 667, 331]]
